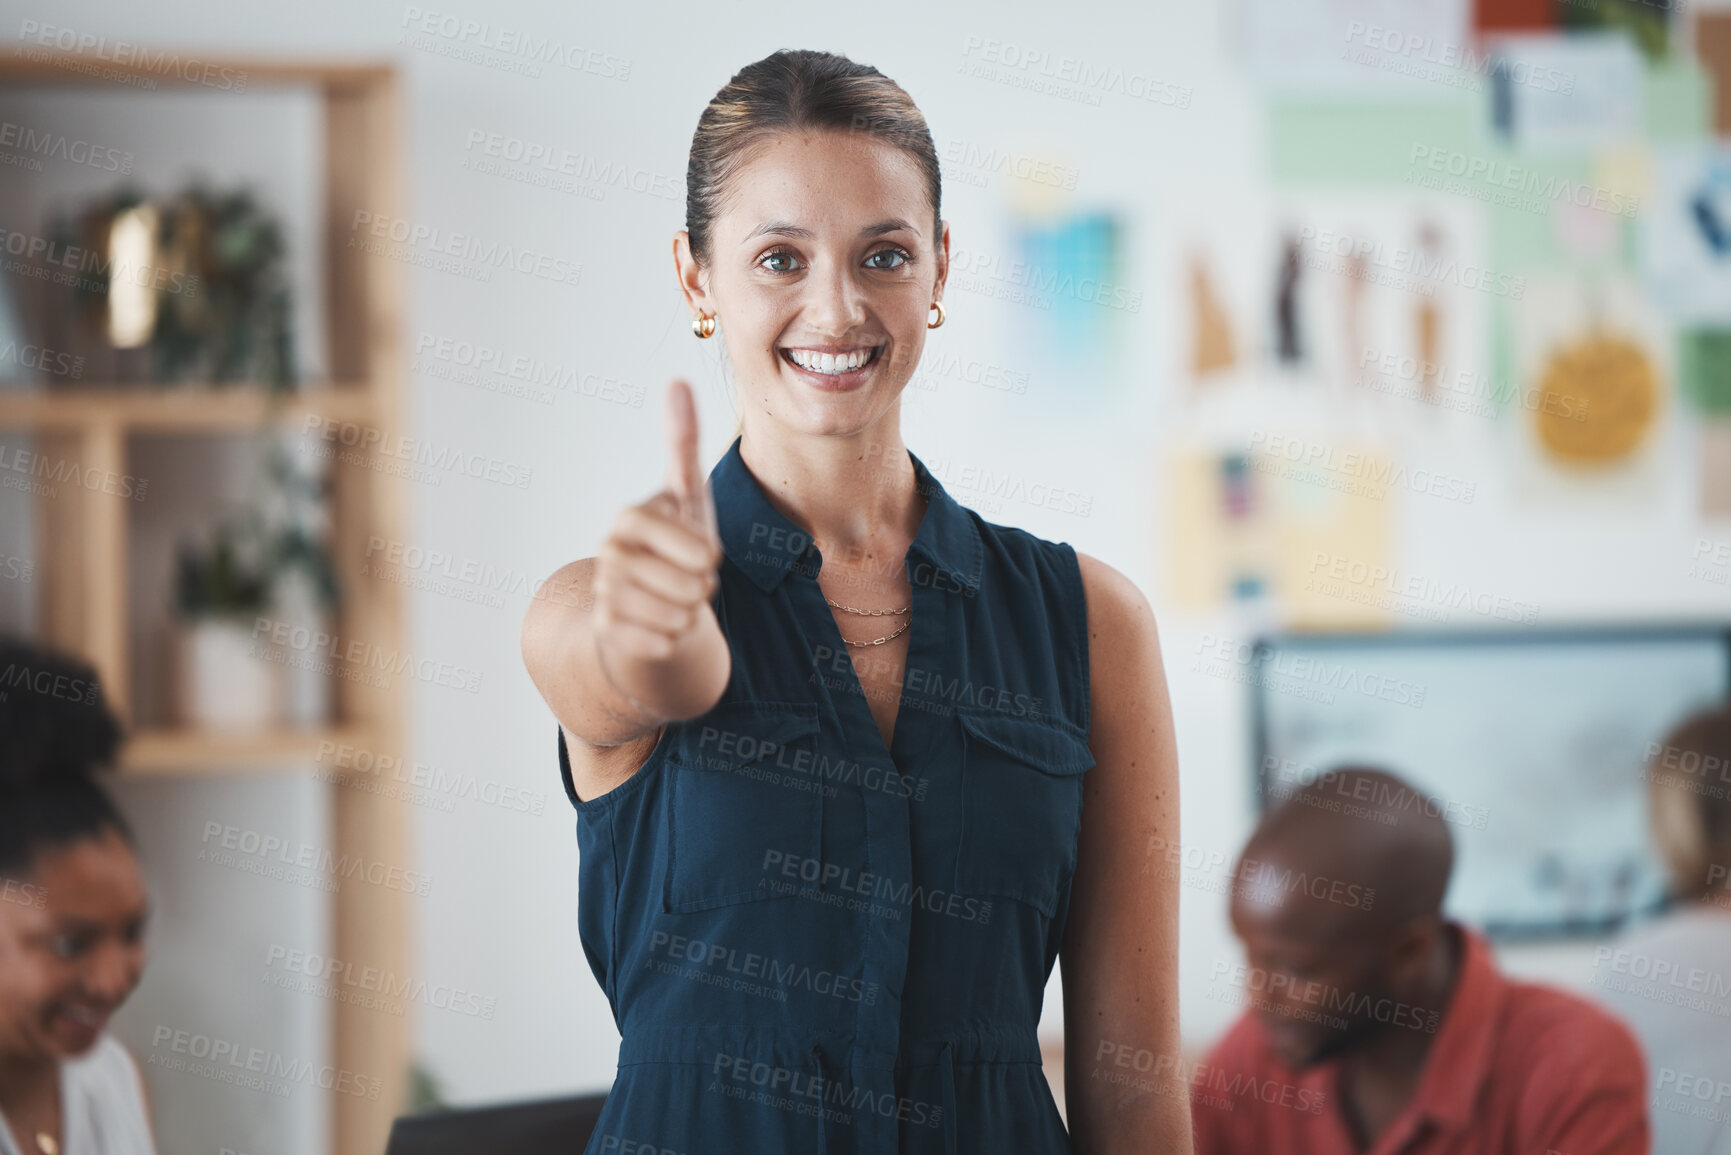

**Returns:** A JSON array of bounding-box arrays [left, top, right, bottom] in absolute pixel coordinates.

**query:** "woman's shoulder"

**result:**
[[1612, 904, 1731, 961], [64, 1031, 152, 1125], [967, 515, 1148, 617], [1065, 547, 1160, 660], [65, 1029, 136, 1079], [967, 511, 1084, 585], [1071, 550, 1151, 618], [967, 508, 1158, 637]]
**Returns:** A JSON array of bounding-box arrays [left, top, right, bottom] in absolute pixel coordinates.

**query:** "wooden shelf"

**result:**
[[0, 383, 377, 432], [2, 51, 412, 1155], [122, 724, 378, 775], [0, 53, 395, 93]]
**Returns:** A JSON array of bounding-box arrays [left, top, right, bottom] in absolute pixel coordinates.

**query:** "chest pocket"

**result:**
[[953, 707, 1095, 918], [665, 700, 824, 914]]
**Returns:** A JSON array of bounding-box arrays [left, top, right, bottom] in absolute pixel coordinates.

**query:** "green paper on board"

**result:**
[[1644, 61, 1711, 140], [1679, 330, 1731, 415], [1269, 99, 1479, 184], [1491, 300, 1518, 415]]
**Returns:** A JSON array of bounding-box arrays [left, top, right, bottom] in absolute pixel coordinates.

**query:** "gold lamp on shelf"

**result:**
[[49, 184, 294, 391], [103, 202, 160, 350]]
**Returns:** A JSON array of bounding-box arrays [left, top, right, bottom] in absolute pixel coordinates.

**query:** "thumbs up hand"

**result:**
[[663, 377, 720, 554], [592, 380, 724, 662]]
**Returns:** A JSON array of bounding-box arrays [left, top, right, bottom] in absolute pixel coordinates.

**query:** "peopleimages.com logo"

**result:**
[[13, 20, 249, 91], [1295, 225, 1526, 299], [1341, 21, 1575, 94]]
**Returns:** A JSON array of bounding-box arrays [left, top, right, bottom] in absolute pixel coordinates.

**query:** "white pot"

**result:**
[[171, 616, 283, 730], [272, 572, 332, 728]]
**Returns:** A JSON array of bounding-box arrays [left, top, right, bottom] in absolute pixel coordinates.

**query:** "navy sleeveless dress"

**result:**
[[558, 434, 1095, 1154]]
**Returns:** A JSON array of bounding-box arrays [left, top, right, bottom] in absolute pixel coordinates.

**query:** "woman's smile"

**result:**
[[777, 342, 886, 390], [51, 998, 112, 1049]]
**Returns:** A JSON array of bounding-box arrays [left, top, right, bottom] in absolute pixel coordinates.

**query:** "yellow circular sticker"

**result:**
[[1534, 333, 1658, 465]]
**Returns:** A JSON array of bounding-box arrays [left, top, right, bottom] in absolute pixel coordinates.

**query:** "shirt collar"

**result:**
[[710, 434, 983, 595], [1399, 921, 1506, 1137]]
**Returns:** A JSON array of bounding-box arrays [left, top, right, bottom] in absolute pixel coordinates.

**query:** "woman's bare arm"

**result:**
[[520, 553, 729, 799], [519, 382, 732, 801], [1060, 550, 1192, 1154]]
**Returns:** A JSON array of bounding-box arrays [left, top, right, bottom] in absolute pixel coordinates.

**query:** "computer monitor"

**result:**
[[384, 1093, 607, 1155], [1249, 623, 1731, 940]]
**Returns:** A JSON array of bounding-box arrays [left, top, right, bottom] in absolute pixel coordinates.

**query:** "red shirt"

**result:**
[[1190, 924, 1650, 1155]]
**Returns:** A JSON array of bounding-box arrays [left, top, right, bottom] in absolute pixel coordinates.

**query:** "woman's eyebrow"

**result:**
[[53, 916, 104, 935], [861, 218, 918, 238], [744, 218, 919, 242]]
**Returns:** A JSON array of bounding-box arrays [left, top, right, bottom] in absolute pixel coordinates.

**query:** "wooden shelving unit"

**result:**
[[0, 54, 410, 1155], [0, 382, 378, 431], [122, 725, 384, 776]]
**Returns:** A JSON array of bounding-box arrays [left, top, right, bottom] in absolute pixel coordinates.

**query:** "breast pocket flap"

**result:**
[[954, 709, 1094, 918], [673, 701, 822, 773], [957, 709, 1095, 776], [666, 701, 824, 914]]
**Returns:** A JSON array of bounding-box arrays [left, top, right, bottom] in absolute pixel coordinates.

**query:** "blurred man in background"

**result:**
[[1190, 766, 1647, 1155]]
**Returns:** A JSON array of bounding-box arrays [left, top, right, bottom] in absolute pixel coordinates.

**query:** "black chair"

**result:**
[[384, 1093, 607, 1154]]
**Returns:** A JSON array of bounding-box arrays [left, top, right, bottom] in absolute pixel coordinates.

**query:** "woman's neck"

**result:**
[[0, 1045, 58, 1116], [739, 426, 924, 564]]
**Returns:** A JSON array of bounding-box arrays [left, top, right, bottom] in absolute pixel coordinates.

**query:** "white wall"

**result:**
[[5, 1, 1730, 1151]]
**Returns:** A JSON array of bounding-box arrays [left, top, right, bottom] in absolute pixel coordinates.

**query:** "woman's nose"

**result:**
[[802, 261, 867, 332], [82, 941, 142, 1003]]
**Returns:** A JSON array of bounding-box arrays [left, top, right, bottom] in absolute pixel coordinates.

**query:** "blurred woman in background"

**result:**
[[0, 636, 155, 1155], [1598, 702, 1731, 1155]]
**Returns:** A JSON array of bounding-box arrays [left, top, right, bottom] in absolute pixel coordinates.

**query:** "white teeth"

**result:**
[[787, 347, 875, 374]]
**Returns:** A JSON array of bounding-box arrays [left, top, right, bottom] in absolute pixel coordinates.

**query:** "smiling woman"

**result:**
[[520, 47, 1187, 1155], [675, 81, 945, 436], [0, 636, 156, 1155]]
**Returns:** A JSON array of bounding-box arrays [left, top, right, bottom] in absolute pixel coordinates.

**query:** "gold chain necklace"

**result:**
[[823, 596, 911, 647], [824, 598, 910, 617], [835, 618, 911, 647]]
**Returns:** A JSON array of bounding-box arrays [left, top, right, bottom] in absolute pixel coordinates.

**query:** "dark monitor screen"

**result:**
[[384, 1093, 607, 1155], [1249, 624, 1731, 940]]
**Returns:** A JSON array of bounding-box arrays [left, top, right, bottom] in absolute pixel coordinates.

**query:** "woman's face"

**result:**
[[0, 829, 149, 1060], [676, 128, 949, 441]]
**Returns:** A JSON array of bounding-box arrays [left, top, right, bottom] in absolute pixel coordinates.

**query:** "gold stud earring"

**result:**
[[692, 312, 716, 339], [927, 301, 946, 330]]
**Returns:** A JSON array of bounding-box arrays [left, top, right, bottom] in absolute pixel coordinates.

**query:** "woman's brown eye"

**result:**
[[761, 251, 797, 273], [867, 248, 909, 270]]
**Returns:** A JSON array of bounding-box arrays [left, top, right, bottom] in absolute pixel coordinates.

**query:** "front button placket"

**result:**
[[792, 538, 916, 1155]]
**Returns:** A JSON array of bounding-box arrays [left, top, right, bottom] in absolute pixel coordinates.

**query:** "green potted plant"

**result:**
[[170, 506, 280, 730], [170, 429, 339, 729]]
